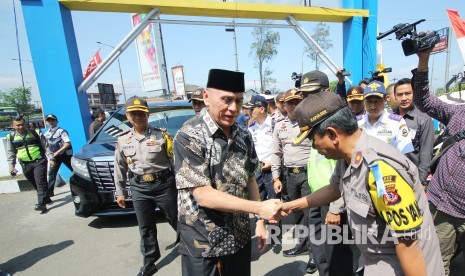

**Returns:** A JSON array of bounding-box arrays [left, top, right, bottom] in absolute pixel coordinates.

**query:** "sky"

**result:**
[[0, 0, 464, 105]]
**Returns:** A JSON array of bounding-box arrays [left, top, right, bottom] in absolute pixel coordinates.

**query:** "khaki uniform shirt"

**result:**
[[329, 131, 444, 275], [271, 117, 312, 179], [114, 126, 173, 196]]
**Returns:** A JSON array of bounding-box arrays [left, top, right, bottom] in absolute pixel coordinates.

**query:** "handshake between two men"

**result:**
[[256, 199, 298, 224]]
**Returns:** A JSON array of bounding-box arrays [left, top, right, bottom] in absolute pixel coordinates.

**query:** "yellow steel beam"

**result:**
[[59, 0, 368, 22]]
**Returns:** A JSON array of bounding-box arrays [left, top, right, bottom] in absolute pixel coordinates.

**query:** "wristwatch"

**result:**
[[273, 178, 280, 182], [254, 214, 263, 222]]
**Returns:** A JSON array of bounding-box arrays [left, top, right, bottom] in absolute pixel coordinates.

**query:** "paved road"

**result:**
[[0, 186, 310, 276], [1, 186, 464, 276]]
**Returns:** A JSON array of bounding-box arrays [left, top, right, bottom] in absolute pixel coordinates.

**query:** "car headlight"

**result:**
[[71, 157, 90, 179]]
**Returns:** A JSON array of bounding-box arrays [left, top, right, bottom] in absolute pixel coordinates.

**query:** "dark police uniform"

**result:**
[[114, 97, 177, 275], [6, 128, 50, 211]]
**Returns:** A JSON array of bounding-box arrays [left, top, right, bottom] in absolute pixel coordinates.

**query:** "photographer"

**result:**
[[415, 47, 465, 275]]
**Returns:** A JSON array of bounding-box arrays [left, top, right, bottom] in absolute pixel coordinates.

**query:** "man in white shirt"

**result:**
[[357, 80, 414, 154], [248, 95, 276, 200]]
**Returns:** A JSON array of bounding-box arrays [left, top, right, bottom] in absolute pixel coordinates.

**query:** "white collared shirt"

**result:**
[[248, 115, 273, 162], [357, 111, 414, 154]]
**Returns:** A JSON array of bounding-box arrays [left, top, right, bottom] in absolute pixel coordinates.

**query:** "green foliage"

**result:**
[[329, 80, 338, 93], [250, 20, 280, 93], [0, 87, 35, 114], [305, 23, 333, 70]]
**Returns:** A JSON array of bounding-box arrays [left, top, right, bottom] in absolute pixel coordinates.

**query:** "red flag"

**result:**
[[83, 50, 102, 80], [446, 9, 465, 64]]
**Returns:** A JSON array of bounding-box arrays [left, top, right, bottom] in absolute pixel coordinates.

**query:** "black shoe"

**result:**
[[45, 197, 53, 204], [49, 191, 55, 197], [283, 247, 307, 257], [137, 263, 158, 276], [306, 258, 318, 274], [34, 204, 48, 214]]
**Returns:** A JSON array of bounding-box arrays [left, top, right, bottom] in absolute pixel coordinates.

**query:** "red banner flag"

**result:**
[[83, 50, 102, 80], [446, 9, 465, 64]]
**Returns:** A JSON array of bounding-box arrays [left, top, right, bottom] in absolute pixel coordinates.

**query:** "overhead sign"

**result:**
[[172, 66, 186, 97], [97, 83, 116, 106], [432, 27, 449, 54], [132, 13, 168, 92]]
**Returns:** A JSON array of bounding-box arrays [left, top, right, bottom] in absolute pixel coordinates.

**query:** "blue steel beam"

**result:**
[[21, 0, 91, 180]]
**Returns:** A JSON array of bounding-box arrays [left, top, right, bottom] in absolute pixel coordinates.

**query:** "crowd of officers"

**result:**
[[113, 49, 465, 276]]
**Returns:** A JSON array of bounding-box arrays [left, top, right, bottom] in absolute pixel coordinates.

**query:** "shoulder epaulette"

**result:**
[[275, 117, 285, 123], [388, 113, 402, 122], [117, 130, 131, 137], [248, 121, 256, 127]]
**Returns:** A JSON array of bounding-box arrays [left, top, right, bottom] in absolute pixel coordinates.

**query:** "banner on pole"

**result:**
[[431, 27, 449, 54], [172, 66, 186, 97], [132, 14, 168, 92], [446, 9, 465, 64]]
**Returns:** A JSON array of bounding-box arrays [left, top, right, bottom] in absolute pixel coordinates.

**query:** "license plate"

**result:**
[[113, 189, 132, 201]]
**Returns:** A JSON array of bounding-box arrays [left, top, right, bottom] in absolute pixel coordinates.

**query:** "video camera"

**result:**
[[378, 19, 440, 56], [369, 67, 392, 83], [337, 69, 352, 77], [291, 72, 302, 88]]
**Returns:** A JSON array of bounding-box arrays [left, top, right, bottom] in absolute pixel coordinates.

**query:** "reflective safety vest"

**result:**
[[7, 130, 44, 162], [307, 149, 336, 192]]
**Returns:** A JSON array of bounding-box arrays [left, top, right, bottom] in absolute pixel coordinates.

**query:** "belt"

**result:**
[[20, 157, 44, 164], [134, 168, 172, 182], [287, 166, 307, 174]]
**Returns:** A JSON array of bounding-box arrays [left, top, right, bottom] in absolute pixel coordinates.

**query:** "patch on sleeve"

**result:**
[[367, 160, 423, 233]]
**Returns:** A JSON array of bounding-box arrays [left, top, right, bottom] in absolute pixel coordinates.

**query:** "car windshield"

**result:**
[[92, 104, 195, 143]]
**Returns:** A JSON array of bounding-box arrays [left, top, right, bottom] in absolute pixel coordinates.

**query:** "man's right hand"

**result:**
[[116, 195, 126, 208], [273, 179, 282, 193], [336, 68, 345, 84], [9, 168, 17, 176], [417, 47, 433, 72], [258, 199, 285, 222], [50, 160, 56, 167]]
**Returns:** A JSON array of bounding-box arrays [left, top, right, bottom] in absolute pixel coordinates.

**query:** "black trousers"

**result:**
[[257, 170, 276, 200], [308, 205, 328, 275], [286, 170, 311, 252], [130, 173, 178, 265], [21, 158, 48, 206], [47, 154, 72, 195], [323, 210, 361, 276], [181, 241, 251, 276]]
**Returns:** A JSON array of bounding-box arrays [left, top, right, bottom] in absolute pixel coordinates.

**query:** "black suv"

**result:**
[[70, 100, 194, 217]]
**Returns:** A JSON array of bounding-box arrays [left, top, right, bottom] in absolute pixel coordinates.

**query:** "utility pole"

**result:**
[[226, 19, 239, 71]]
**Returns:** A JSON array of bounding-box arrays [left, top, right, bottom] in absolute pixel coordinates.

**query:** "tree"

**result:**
[[305, 22, 333, 70], [0, 87, 34, 114], [250, 20, 280, 93], [329, 80, 338, 93]]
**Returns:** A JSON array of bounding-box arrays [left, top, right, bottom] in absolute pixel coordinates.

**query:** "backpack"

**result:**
[[430, 130, 465, 174]]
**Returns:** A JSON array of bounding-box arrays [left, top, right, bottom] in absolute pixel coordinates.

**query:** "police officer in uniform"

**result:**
[[6, 116, 50, 213], [357, 80, 414, 155], [279, 92, 444, 275], [43, 114, 73, 197], [270, 88, 317, 273], [114, 96, 177, 276]]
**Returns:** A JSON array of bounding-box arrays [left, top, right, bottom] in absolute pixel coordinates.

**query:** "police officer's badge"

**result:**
[[402, 128, 409, 137], [126, 156, 133, 164]]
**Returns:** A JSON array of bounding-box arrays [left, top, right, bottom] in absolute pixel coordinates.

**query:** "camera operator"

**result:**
[[415, 47, 465, 275]]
